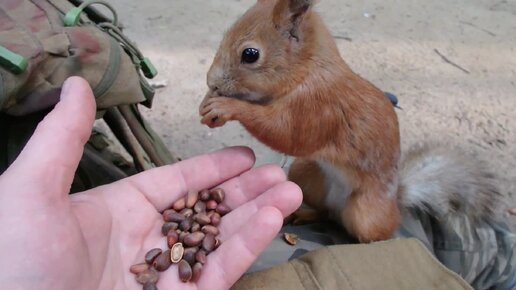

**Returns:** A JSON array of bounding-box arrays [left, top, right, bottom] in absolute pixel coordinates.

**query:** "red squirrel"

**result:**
[[198, 0, 501, 242]]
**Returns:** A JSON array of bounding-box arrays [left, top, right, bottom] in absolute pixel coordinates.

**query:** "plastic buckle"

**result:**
[[140, 58, 158, 79], [0, 46, 28, 74], [63, 7, 82, 26]]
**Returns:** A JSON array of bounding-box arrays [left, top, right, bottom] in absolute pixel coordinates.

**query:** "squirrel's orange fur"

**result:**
[[199, 0, 500, 242]]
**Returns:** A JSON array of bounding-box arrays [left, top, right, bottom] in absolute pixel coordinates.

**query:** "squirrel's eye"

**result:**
[[241, 48, 260, 64]]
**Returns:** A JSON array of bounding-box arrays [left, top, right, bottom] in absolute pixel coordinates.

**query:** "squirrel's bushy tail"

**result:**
[[399, 144, 502, 221]]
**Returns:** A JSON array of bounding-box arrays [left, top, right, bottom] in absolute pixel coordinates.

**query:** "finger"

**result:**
[[218, 181, 302, 240], [3, 77, 96, 197], [198, 206, 283, 290], [214, 164, 287, 209], [108, 146, 256, 212], [89, 162, 287, 249]]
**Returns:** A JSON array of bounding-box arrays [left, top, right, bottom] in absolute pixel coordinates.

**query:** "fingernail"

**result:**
[[60, 77, 77, 101]]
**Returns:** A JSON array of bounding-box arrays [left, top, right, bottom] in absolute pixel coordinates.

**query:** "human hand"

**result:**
[[0, 77, 302, 290]]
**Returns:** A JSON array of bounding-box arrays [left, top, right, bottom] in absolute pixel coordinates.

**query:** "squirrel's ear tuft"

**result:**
[[273, 0, 314, 40]]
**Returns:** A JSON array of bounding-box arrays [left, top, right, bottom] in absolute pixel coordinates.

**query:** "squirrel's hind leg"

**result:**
[[286, 158, 329, 225], [342, 173, 401, 242]]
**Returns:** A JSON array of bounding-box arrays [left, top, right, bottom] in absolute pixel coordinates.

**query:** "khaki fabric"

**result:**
[[233, 238, 473, 290]]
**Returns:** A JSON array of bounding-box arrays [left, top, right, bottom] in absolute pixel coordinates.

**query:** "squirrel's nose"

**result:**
[[207, 83, 220, 96], [207, 78, 219, 93], [207, 77, 220, 93], [207, 65, 224, 92]]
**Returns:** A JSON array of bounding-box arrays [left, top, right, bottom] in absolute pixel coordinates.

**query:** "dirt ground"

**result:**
[[107, 0, 516, 223]]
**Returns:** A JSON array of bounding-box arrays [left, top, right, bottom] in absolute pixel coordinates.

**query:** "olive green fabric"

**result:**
[[233, 238, 474, 290], [0, 0, 178, 188], [0, 0, 151, 116]]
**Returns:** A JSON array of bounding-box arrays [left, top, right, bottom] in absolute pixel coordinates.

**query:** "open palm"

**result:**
[[0, 77, 302, 290]]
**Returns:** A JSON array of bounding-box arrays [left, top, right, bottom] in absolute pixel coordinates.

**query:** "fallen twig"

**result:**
[[333, 35, 353, 42], [459, 21, 496, 37], [434, 49, 470, 74]]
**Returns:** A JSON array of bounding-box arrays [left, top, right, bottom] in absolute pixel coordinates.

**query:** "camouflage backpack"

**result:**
[[0, 0, 179, 192]]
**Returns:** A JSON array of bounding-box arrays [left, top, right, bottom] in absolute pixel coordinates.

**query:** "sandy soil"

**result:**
[[107, 0, 516, 223]]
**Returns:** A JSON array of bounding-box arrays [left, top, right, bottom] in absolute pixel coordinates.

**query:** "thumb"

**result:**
[[2, 77, 96, 198]]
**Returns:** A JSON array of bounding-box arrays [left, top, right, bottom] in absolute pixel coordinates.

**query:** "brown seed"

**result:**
[[199, 189, 211, 201], [184, 232, 205, 247], [206, 200, 218, 210], [180, 208, 194, 218], [163, 210, 185, 223], [210, 188, 225, 203], [194, 213, 211, 225], [179, 231, 188, 243], [135, 268, 159, 285], [161, 222, 179, 236], [192, 262, 203, 282], [153, 250, 172, 271], [195, 250, 207, 264], [173, 197, 186, 211], [186, 190, 199, 208], [167, 231, 179, 248], [201, 225, 219, 236], [191, 222, 201, 233], [129, 263, 149, 274], [171, 243, 184, 263], [145, 248, 162, 265], [193, 201, 206, 213], [210, 213, 221, 226], [509, 208, 516, 215], [178, 260, 193, 282], [283, 233, 299, 246], [214, 238, 221, 249], [143, 282, 158, 290], [183, 247, 198, 265], [179, 217, 193, 231], [216, 204, 231, 216], [202, 234, 216, 252]]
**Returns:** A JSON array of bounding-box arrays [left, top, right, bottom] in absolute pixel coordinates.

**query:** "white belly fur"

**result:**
[[317, 160, 353, 222]]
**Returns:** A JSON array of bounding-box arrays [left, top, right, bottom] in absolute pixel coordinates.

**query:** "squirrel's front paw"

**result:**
[[200, 97, 239, 128]]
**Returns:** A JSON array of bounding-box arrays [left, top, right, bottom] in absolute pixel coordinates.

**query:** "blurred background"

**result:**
[[106, 0, 515, 218]]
